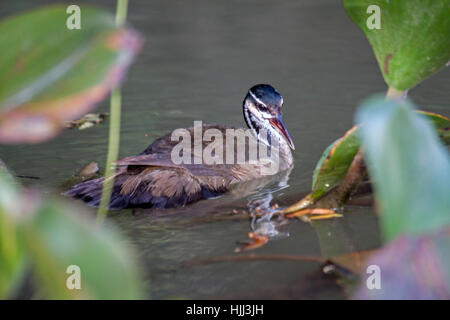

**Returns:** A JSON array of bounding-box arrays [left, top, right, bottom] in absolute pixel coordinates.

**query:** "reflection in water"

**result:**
[[246, 167, 293, 239]]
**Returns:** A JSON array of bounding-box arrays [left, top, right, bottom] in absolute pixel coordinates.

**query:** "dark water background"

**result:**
[[0, 0, 449, 299]]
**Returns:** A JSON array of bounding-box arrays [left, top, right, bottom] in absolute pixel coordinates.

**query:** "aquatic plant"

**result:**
[[0, 2, 144, 299], [354, 96, 450, 299], [280, 0, 450, 299]]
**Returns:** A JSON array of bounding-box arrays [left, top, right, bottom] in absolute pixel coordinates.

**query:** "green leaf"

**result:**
[[0, 171, 28, 298], [0, 203, 27, 299], [0, 4, 142, 143], [0, 170, 144, 299], [356, 96, 450, 241], [343, 0, 450, 90], [311, 111, 450, 202], [311, 126, 360, 200], [21, 199, 144, 299]]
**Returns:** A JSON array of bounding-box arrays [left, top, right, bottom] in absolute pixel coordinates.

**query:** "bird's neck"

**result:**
[[243, 105, 290, 152]]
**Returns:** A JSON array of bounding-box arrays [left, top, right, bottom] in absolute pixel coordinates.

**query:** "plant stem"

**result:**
[[97, 90, 121, 223], [386, 87, 408, 100], [115, 0, 128, 27], [97, 0, 128, 223]]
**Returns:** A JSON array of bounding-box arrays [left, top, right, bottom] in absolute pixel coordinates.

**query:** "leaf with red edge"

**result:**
[[0, 5, 142, 143]]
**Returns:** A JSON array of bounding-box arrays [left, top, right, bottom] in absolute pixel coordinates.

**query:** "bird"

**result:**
[[64, 84, 295, 209]]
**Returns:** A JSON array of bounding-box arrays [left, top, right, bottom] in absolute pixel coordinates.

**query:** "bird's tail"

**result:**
[[63, 175, 130, 209]]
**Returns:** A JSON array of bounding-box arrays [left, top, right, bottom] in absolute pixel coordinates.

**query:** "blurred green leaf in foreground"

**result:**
[[0, 4, 142, 143], [356, 96, 450, 241], [0, 3, 144, 299], [354, 96, 450, 299], [0, 170, 144, 299]]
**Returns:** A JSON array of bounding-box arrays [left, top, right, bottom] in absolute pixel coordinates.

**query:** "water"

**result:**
[[0, 0, 449, 299]]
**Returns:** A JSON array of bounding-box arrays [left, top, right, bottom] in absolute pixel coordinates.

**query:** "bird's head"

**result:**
[[243, 84, 295, 150]]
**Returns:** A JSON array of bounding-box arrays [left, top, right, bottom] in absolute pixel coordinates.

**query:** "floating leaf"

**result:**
[[65, 113, 108, 130], [286, 208, 336, 219], [343, 0, 450, 90], [0, 5, 142, 143], [309, 213, 343, 221], [356, 96, 450, 240], [311, 111, 450, 203], [235, 232, 269, 252]]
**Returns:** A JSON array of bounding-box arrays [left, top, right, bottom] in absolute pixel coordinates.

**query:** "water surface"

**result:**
[[1, 0, 449, 299]]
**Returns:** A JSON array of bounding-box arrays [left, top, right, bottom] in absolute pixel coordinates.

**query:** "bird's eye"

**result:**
[[257, 104, 267, 110], [257, 106, 272, 119]]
